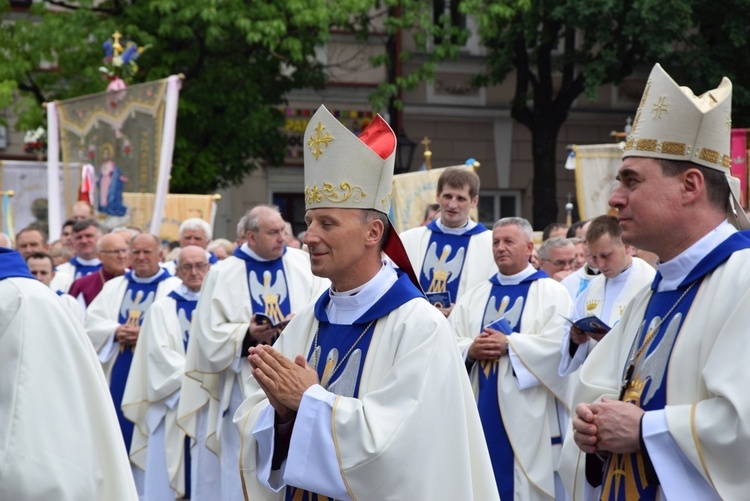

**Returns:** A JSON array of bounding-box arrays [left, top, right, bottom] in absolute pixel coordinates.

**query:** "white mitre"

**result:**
[[303, 105, 395, 214], [623, 63, 749, 229], [302, 104, 422, 289]]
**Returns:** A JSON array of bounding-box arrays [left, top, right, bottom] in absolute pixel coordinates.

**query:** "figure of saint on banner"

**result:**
[[97, 143, 130, 230], [97, 143, 127, 216]]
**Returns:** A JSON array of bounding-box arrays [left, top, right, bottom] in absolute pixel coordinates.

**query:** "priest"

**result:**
[[85, 233, 180, 491], [123, 245, 217, 500], [450, 216, 573, 499], [565, 63, 750, 500], [234, 105, 497, 500]]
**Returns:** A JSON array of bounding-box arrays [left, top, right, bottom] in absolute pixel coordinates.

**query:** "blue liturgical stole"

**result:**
[[285, 271, 423, 501], [69, 256, 103, 280], [168, 289, 198, 350], [233, 247, 292, 330], [0, 248, 35, 280], [110, 269, 172, 453], [418, 220, 488, 303], [475, 271, 546, 500], [600, 232, 750, 501]]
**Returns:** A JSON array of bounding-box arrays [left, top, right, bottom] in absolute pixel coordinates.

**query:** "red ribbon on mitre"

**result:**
[[356, 115, 423, 293]]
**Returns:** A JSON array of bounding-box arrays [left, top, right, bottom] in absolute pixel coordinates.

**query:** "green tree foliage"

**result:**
[[0, 0, 376, 192], [376, 0, 750, 228], [458, 0, 705, 227]]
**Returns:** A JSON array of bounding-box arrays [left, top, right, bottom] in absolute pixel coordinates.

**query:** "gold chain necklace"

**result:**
[[311, 320, 375, 388], [619, 281, 696, 399]]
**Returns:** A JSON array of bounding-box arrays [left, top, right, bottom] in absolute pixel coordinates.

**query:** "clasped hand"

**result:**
[[468, 328, 507, 361], [115, 324, 139, 346], [572, 397, 645, 455], [248, 345, 319, 422]]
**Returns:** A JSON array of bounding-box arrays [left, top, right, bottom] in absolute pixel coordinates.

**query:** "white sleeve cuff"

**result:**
[[98, 331, 118, 363], [558, 335, 589, 377], [252, 404, 287, 492], [509, 346, 540, 389], [642, 410, 719, 500], [284, 385, 350, 500], [230, 334, 245, 373]]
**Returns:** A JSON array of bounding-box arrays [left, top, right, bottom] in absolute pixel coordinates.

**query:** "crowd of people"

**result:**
[[2, 63, 750, 500]]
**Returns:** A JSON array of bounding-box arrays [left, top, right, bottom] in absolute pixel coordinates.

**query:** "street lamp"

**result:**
[[394, 132, 416, 174]]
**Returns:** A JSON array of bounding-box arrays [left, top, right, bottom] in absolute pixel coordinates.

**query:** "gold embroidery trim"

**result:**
[[305, 182, 366, 205], [699, 148, 720, 164], [307, 121, 334, 160], [635, 139, 658, 152], [381, 192, 392, 210], [661, 141, 686, 156]]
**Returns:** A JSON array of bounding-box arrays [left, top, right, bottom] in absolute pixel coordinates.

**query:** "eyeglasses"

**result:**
[[100, 249, 128, 255], [178, 263, 209, 272], [543, 258, 576, 267]]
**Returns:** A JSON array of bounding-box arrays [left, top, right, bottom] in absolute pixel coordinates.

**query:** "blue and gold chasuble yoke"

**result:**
[[284, 271, 423, 501], [69, 256, 103, 280], [233, 247, 292, 343], [600, 232, 750, 501], [475, 270, 546, 500], [111, 269, 172, 453], [167, 289, 198, 350], [419, 220, 488, 302]]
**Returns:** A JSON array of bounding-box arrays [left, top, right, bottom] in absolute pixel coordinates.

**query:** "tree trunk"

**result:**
[[529, 121, 562, 230]]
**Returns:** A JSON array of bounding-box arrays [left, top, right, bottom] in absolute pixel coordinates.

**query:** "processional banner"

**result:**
[[46, 75, 181, 240], [571, 144, 622, 220], [122, 192, 217, 241], [391, 165, 477, 233], [0, 160, 74, 242]]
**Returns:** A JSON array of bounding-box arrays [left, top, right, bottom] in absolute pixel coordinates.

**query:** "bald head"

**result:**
[[97, 233, 130, 276]]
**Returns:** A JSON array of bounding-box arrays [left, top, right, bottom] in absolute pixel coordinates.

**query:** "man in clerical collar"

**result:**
[[85, 233, 181, 494], [450, 216, 572, 500], [69, 232, 129, 308], [233, 105, 497, 500], [162, 217, 219, 275], [123, 245, 219, 500], [558, 215, 655, 377], [400, 167, 495, 317], [565, 64, 750, 501], [56, 218, 103, 284], [181, 204, 326, 501]]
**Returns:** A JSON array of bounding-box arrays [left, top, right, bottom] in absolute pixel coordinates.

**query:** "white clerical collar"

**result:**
[[435, 218, 477, 235], [607, 262, 632, 285], [77, 256, 101, 266], [326, 262, 398, 324], [240, 242, 273, 262], [178, 284, 201, 300], [496, 263, 538, 285], [131, 268, 167, 283], [656, 221, 736, 292]]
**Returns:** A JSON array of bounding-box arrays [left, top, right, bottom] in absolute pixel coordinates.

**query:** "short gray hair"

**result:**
[[240, 204, 281, 234], [492, 217, 533, 241], [179, 218, 212, 241], [538, 237, 574, 260]]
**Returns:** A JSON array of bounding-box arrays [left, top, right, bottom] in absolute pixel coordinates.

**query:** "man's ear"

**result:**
[[365, 218, 385, 249], [681, 168, 705, 205]]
